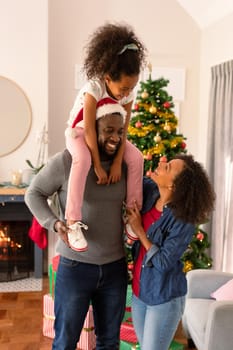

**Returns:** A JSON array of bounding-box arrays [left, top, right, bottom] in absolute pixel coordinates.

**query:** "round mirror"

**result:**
[[0, 76, 32, 157]]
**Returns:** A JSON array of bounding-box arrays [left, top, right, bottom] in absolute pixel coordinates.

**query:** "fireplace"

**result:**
[[0, 188, 43, 282], [0, 221, 34, 281]]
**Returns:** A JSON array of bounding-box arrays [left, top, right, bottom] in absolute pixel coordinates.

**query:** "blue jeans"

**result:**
[[132, 294, 185, 350], [52, 256, 128, 350]]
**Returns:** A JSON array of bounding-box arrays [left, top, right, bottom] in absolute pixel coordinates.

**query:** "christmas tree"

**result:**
[[128, 76, 187, 174], [182, 227, 212, 273], [125, 75, 212, 280]]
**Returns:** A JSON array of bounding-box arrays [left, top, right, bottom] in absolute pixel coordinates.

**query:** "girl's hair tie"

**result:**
[[118, 43, 138, 55]]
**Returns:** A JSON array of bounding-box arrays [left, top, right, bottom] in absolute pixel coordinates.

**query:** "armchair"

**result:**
[[182, 269, 233, 350]]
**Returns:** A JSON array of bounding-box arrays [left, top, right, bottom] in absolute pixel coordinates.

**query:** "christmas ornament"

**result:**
[[149, 105, 157, 114], [153, 134, 161, 143], [183, 260, 193, 273], [141, 90, 149, 99], [196, 232, 204, 241], [163, 101, 171, 108], [135, 121, 142, 128], [164, 123, 171, 132], [134, 103, 139, 111], [128, 262, 134, 271], [146, 169, 152, 177], [181, 142, 186, 149]]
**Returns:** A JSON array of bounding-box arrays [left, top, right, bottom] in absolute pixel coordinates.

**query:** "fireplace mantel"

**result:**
[[0, 187, 26, 195]]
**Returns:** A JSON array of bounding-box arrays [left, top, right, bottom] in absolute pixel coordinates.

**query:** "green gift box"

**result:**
[[169, 340, 184, 350], [49, 263, 57, 297], [120, 340, 140, 350], [120, 339, 184, 350]]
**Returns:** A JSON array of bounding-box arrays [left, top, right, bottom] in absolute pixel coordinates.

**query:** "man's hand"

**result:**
[[54, 220, 70, 247]]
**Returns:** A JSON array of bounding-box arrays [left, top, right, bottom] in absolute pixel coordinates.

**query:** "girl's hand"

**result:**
[[94, 165, 108, 184], [108, 160, 121, 184]]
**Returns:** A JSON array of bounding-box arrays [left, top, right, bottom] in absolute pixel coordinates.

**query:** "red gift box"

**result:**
[[43, 294, 96, 349], [120, 284, 138, 344], [120, 321, 138, 344], [52, 254, 60, 271]]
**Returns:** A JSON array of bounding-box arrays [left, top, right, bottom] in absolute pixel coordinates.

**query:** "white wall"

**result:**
[[1, 0, 216, 182], [0, 0, 48, 181], [199, 12, 233, 164]]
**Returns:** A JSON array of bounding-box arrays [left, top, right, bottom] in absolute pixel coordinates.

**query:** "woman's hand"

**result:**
[[54, 220, 70, 247]]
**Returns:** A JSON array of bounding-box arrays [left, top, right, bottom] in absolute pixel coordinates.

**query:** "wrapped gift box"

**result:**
[[49, 263, 57, 297], [43, 294, 96, 350], [52, 254, 60, 271], [77, 305, 96, 350], [49, 255, 60, 297], [120, 321, 138, 343], [169, 340, 184, 350], [120, 340, 140, 349], [120, 339, 184, 350], [43, 294, 55, 338]]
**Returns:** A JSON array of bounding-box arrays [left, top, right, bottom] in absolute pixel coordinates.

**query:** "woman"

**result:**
[[127, 154, 215, 350]]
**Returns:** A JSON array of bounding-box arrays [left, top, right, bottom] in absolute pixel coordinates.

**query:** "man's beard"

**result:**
[[99, 142, 120, 160]]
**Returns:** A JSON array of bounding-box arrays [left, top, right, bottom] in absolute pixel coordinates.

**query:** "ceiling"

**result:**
[[176, 0, 233, 29]]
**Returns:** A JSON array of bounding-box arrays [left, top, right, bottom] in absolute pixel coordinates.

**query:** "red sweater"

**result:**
[[132, 206, 161, 297]]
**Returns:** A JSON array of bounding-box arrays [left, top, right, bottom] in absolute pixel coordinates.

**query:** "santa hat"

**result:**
[[68, 97, 126, 138], [96, 97, 127, 122]]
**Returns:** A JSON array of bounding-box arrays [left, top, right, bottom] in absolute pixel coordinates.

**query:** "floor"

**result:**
[[0, 275, 194, 350]]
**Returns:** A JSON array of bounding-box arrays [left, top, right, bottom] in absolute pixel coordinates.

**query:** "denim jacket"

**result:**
[[132, 177, 195, 305]]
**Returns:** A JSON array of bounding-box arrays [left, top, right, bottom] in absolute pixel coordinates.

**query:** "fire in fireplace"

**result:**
[[0, 221, 34, 281]]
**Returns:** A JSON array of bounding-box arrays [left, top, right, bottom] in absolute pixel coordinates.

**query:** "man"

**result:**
[[25, 101, 129, 350]]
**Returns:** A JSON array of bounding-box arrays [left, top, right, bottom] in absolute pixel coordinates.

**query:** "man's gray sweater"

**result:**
[[25, 149, 127, 265]]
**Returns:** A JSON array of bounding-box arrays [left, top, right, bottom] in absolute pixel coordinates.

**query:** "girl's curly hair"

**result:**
[[170, 154, 216, 225], [83, 22, 147, 81]]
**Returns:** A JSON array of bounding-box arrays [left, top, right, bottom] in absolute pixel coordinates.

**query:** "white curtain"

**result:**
[[206, 60, 233, 272]]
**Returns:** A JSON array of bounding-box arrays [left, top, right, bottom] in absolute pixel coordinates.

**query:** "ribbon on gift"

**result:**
[[83, 327, 95, 332], [44, 313, 55, 321]]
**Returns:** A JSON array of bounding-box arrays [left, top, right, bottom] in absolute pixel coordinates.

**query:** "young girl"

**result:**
[[65, 22, 147, 251]]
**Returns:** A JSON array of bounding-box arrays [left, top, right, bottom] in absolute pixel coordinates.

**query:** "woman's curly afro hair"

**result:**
[[170, 154, 216, 225]]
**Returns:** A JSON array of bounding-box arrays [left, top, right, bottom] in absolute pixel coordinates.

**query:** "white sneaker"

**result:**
[[68, 221, 88, 252], [125, 223, 139, 241]]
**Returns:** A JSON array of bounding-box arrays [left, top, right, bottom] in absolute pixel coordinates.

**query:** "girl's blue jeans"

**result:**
[[132, 293, 185, 350], [52, 256, 128, 350]]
